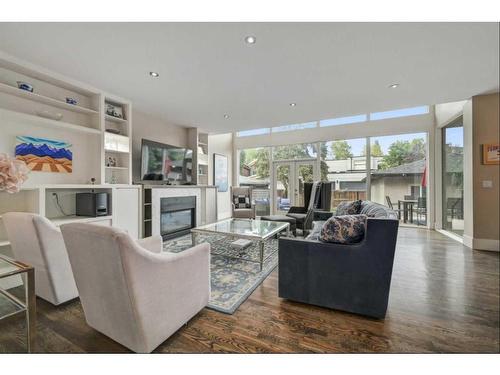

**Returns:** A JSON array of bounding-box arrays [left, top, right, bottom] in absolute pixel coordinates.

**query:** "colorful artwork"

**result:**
[[15, 136, 73, 173]]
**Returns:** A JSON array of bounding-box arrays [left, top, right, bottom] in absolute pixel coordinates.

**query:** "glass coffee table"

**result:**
[[0, 255, 36, 352], [191, 219, 290, 271]]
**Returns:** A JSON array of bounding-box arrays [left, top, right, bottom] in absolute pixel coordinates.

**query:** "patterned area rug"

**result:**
[[164, 233, 278, 314]]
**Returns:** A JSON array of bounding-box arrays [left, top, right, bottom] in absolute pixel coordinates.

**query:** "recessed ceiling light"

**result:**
[[245, 36, 256, 44], [224, 114, 230, 119], [389, 83, 399, 88], [289, 103, 297, 107], [149, 72, 160, 77]]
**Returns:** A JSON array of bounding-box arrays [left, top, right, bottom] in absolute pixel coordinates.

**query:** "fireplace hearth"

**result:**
[[160, 196, 196, 240]]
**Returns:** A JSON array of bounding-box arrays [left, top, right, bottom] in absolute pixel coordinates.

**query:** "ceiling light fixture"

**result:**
[[149, 72, 160, 77], [245, 36, 256, 44], [224, 114, 230, 119], [289, 103, 297, 107], [388, 83, 399, 88]]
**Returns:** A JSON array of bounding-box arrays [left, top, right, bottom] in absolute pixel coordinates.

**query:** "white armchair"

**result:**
[[60, 223, 210, 353], [2, 212, 78, 305]]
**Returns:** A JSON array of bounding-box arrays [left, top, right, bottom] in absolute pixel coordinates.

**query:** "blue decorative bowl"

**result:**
[[66, 97, 78, 105], [17, 81, 34, 92]]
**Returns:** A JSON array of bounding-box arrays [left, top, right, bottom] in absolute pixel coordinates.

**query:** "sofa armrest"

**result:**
[[136, 235, 163, 253]]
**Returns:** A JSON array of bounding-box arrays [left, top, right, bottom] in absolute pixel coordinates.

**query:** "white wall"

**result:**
[[0, 109, 101, 187], [208, 133, 233, 220], [131, 110, 188, 181], [435, 101, 467, 128]]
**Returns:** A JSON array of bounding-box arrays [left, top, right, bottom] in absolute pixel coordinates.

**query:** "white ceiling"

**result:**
[[0, 23, 498, 133]]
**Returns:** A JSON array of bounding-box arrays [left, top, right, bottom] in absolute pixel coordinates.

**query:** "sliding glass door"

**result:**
[[442, 117, 464, 236]]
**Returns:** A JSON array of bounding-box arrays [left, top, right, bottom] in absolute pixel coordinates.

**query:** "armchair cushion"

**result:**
[[320, 214, 367, 244], [286, 212, 306, 224]]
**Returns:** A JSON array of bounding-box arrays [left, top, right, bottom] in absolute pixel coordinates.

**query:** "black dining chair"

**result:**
[[385, 196, 403, 220], [416, 197, 427, 226], [447, 198, 463, 220]]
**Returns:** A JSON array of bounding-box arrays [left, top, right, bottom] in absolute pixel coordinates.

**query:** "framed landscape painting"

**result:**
[[15, 136, 73, 173], [213, 153, 228, 192]]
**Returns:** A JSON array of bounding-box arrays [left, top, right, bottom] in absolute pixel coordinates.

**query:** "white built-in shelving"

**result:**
[[0, 82, 99, 115], [187, 128, 209, 185], [0, 52, 137, 252], [103, 96, 132, 184], [0, 51, 132, 186]]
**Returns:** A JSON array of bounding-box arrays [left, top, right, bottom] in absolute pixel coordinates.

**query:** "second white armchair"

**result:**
[[3, 212, 78, 305]]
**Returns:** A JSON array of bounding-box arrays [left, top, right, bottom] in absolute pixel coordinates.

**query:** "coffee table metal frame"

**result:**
[[191, 219, 290, 271], [0, 255, 36, 353]]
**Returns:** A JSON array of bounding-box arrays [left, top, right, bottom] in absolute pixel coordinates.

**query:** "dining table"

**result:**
[[398, 199, 418, 223]]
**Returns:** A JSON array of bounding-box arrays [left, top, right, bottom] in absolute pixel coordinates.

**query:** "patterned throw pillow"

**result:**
[[233, 195, 251, 209], [319, 214, 367, 244], [335, 200, 362, 216]]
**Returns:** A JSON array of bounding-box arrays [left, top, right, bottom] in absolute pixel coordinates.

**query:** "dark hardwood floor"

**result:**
[[1, 228, 499, 353]]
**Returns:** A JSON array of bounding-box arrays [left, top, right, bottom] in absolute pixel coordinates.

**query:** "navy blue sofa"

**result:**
[[278, 201, 399, 319]]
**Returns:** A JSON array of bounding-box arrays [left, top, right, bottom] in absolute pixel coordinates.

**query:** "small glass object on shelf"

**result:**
[[16, 81, 34, 92], [0, 255, 36, 352], [110, 171, 118, 184], [65, 97, 78, 105]]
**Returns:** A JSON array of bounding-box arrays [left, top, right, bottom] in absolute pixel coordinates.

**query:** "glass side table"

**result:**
[[0, 255, 36, 353]]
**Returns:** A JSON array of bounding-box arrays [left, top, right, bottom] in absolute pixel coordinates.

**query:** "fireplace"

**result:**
[[160, 196, 196, 240]]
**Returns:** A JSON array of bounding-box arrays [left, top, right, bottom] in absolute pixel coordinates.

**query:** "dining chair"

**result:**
[[416, 197, 427, 226], [385, 196, 402, 220]]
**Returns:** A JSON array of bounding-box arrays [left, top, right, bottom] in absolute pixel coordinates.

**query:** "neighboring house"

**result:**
[[240, 164, 251, 177], [370, 159, 426, 204], [325, 156, 382, 191], [326, 156, 428, 207]]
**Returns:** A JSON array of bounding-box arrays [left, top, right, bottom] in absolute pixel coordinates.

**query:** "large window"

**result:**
[[442, 118, 464, 236], [236, 128, 270, 137], [369, 106, 429, 121], [272, 142, 318, 160], [271, 122, 317, 133], [238, 147, 271, 216], [320, 138, 368, 210], [236, 106, 430, 137], [369, 132, 428, 225], [319, 114, 367, 127]]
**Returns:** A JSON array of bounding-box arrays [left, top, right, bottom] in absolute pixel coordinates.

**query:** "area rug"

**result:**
[[163, 233, 278, 314]]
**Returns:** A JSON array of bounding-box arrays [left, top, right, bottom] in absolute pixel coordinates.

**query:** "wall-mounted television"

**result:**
[[140, 139, 193, 184]]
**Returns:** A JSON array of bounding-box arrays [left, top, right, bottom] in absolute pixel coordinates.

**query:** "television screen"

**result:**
[[141, 139, 193, 183]]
